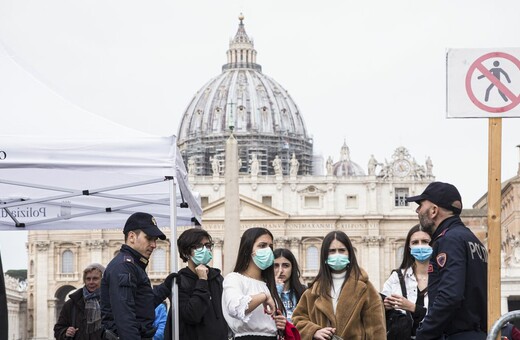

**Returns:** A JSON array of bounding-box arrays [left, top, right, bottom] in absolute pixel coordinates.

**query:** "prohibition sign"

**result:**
[[465, 52, 520, 113]]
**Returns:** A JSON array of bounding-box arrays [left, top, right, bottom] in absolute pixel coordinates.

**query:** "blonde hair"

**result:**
[[83, 263, 105, 282]]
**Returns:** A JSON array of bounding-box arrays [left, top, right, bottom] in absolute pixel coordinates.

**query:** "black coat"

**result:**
[[53, 288, 103, 340], [165, 266, 229, 340], [416, 215, 488, 339], [100, 244, 170, 340]]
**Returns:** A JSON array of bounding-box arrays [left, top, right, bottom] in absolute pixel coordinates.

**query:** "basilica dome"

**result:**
[[332, 141, 365, 177], [177, 15, 313, 176]]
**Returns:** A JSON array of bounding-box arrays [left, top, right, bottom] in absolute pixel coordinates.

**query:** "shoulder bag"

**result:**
[[385, 269, 413, 340]]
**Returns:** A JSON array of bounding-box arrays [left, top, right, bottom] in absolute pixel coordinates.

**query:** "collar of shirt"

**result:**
[[121, 244, 149, 270]]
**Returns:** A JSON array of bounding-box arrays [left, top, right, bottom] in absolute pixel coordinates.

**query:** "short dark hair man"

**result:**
[[407, 182, 487, 340], [101, 212, 175, 340]]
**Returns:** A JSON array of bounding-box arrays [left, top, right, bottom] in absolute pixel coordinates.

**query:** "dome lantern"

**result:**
[[222, 14, 261, 72]]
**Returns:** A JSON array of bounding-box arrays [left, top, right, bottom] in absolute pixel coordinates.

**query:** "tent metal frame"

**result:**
[[0, 177, 175, 228]]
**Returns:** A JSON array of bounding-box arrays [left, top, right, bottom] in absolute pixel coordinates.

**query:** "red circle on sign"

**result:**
[[465, 52, 520, 113]]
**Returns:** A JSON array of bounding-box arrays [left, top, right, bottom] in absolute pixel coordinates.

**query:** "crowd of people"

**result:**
[[54, 181, 499, 340]]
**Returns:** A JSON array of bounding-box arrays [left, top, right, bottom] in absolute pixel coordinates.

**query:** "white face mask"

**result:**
[[252, 247, 274, 270]]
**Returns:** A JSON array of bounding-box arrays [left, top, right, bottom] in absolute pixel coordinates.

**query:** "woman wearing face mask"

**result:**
[[274, 248, 307, 323], [222, 227, 287, 340], [292, 231, 385, 340], [381, 224, 432, 339], [171, 228, 229, 340]]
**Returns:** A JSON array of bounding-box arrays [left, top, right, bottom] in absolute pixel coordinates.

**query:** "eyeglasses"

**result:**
[[193, 243, 214, 251]]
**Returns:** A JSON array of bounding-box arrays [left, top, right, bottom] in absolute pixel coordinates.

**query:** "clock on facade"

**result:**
[[393, 159, 411, 177]]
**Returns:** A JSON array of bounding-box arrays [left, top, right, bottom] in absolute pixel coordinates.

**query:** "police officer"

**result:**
[[406, 182, 487, 340], [101, 212, 176, 340]]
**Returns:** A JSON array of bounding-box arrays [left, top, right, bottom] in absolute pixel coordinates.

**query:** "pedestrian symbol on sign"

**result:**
[[465, 51, 520, 113], [477, 60, 511, 102]]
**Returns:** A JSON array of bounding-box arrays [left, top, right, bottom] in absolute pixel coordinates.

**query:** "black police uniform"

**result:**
[[416, 215, 487, 340], [101, 244, 171, 340]]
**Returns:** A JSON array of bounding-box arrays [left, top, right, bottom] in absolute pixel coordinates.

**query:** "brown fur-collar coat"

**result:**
[[292, 269, 385, 340]]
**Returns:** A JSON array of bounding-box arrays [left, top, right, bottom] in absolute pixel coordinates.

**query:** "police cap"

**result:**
[[123, 212, 166, 240], [406, 181, 462, 214]]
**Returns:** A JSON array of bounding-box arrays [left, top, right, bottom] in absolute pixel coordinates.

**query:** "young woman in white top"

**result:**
[[222, 227, 287, 340], [381, 224, 431, 338]]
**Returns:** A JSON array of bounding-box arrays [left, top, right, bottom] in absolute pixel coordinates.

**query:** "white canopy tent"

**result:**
[[0, 41, 201, 229], [0, 40, 197, 339], [0, 135, 201, 230]]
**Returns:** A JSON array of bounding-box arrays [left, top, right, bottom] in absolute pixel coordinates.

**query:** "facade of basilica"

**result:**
[[10, 14, 518, 340]]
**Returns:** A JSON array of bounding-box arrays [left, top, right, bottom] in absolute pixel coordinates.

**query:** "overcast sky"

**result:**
[[1, 0, 520, 271]]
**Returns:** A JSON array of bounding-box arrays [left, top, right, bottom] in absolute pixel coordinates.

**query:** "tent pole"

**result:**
[[169, 180, 179, 340], [0, 251, 8, 340]]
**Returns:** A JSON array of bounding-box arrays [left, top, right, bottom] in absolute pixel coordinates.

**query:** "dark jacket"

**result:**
[[165, 266, 228, 340], [54, 287, 103, 340], [101, 244, 170, 340], [416, 216, 488, 340]]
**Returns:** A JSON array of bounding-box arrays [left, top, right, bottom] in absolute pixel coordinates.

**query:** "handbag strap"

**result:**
[[394, 269, 407, 298], [394, 269, 413, 318]]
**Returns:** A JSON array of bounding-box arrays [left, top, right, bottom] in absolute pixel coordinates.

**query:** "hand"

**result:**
[[383, 296, 394, 310], [262, 293, 276, 315], [313, 327, 336, 340], [65, 326, 78, 337], [164, 272, 180, 290], [273, 310, 287, 330], [274, 266, 283, 282], [386, 294, 413, 312], [275, 270, 284, 286], [195, 264, 208, 280]]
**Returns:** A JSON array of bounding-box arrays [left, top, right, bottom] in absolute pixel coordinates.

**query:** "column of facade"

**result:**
[[212, 238, 223, 271], [34, 241, 51, 340], [274, 237, 287, 250], [85, 238, 107, 265], [363, 220, 384, 289], [367, 181, 378, 214], [47, 298, 57, 339], [289, 237, 300, 259], [326, 183, 335, 215]]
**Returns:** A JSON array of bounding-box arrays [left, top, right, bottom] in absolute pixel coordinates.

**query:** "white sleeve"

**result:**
[[381, 271, 400, 297], [222, 273, 253, 322]]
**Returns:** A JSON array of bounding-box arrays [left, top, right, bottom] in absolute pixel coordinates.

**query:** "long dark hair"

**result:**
[[273, 248, 306, 302], [311, 231, 361, 298], [398, 224, 428, 271], [233, 227, 285, 314]]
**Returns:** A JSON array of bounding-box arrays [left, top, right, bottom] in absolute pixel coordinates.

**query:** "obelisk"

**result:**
[[223, 131, 240, 274]]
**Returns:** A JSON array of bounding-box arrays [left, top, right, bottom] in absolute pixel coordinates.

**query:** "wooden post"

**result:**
[[487, 117, 502, 333]]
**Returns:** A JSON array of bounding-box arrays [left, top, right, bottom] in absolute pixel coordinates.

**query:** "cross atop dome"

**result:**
[[222, 14, 262, 72]]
